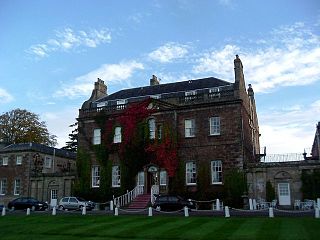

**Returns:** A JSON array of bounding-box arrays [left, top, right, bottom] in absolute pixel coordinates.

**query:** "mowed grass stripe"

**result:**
[[228, 218, 264, 240], [278, 218, 309, 240]]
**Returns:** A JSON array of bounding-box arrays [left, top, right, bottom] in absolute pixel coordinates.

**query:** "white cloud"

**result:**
[[55, 60, 144, 98], [27, 28, 111, 58], [0, 88, 14, 104], [193, 22, 320, 92], [259, 99, 320, 154], [148, 42, 189, 63]]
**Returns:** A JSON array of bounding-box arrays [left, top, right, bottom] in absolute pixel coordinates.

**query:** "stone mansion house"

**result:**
[[77, 55, 260, 204]]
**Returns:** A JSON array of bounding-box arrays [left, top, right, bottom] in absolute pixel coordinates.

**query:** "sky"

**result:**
[[0, 0, 319, 154]]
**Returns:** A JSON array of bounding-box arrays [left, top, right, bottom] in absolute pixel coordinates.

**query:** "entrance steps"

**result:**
[[127, 194, 151, 209]]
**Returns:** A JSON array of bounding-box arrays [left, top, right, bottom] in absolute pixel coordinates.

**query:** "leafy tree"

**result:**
[[266, 180, 276, 202], [0, 108, 57, 146], [62, 122, 78, 152], [224, 168, 247, 208]]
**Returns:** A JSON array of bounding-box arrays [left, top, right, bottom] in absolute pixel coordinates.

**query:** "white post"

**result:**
[[249, 198, 253, 210], [225, 206, 230, 218], [253, 199, 257, 210], [216, 199, 220, 211], [82, 206, 86, 215], [315, 208, 319, 219], [184, 206, 189, 217], [148, 207, 153, 217], [115, 207, 118, 216], [269, 207, 274, 218], [110, 200, 114, 211], [1, 207, 5, 216], [317, 198, 320, 209], [52, 207, 56, 216], [26, 208, 30, 216]]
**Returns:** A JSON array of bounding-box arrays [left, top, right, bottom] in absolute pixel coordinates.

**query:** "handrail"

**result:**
[[151, 185, 159, 204], [113, 185, 144, 208]]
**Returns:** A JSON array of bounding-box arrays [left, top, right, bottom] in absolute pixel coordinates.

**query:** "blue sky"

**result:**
[[0, 0, 319, 154]]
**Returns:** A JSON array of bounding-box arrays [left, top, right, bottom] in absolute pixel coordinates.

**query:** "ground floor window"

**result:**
[[112, 165, 121, 187], [211, 160, 222, 184], [0, 179, 7, 195], [92, 166, 100, 188], [186, 162, 197, 185], [137, 171, 144, 186], [160, 170, 167, 186], [14, 179, 21, 195]]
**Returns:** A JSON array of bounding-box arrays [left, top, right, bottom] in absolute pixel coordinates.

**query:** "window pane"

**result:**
[[137, 172, 144, 186], [112, 166, 121, 187], [114, 127, 122, 143], [211, 160, 222, 184], [44, 157, 52, 168], [149, 119, 156, 139], [185, 119, 195, 137], [160, 171, 167, 186], [186, 162, 196, 185], [16, 156, 22, 165], [0, 179, 7, 195], [92, 166, 100, 188], [14, 179, 21, 195], [210, 117, 220, 135]]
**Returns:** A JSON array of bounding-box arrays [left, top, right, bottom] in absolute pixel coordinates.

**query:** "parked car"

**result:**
[[58, 197, 95, 210], [8, 197, 48, 211], [153, 195, 195, 211]]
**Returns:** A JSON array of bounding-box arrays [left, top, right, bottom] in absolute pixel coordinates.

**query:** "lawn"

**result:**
[[0, 215, 319, 240]]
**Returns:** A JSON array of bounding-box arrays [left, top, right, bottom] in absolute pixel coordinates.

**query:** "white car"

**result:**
[[58, 197, 94, 210]]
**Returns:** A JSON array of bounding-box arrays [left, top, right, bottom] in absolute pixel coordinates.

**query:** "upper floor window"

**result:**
[[186, 162, 197, 185], [211, 160, 222, 184], [113, 127, 122, 143], [157, 124, 163, 139], [44, 156, 52, 168], [160, 170, 167, 186], [0, 179, 7, 195], [116, 99, 127, 109], [209, 117, 221, 136], [93, 128, 101, 145], [92, 166, 100, 188], [16, 156, 22, 165], [185, 119, 195, 138], [14, 179, 21, 195], [1, 156, 8, 166], [185, 91, 197, 101], [112, 165, 121, 187], [148, 119, 156, 139]]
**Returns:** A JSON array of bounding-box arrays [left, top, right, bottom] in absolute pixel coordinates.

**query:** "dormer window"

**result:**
[[209, 87, 221, 98]]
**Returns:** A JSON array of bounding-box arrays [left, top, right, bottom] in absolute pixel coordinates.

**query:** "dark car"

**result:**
[[8, 197, 48, 211], [153, 195, 195, 211]]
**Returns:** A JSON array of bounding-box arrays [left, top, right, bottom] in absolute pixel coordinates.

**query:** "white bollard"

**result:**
[[148, 207, 153, 217], [26, 208, 30, 216], [269, 207, 274, 218], [317, 198, 320, 209], [225, 206, 230, 218], [110, 200, 114, 211], [1, 207, 6, 216], [249, 198, 253, 210], [315, 208, 319, 219], [216, 199, 220, 211], [52, 207, 56, 216], [82, 206, 86, 215], [184, 206, 189, 217], [115, 207, 118, 216], [253, 199, 257, 210]]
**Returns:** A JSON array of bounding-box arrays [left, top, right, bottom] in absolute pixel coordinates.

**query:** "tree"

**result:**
[[62, 122, 78, 152], [0, 108, 57, 146]]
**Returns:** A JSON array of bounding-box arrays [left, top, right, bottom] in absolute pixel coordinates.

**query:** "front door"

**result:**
[[50, 189, 58, 207], [278, 183, 291, 205]]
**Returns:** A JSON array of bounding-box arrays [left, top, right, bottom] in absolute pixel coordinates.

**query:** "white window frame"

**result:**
[[93, 128, 101, 145], [185, 119, 195, 137], [14, 179, 21, 195], [186, 162, 197, 185], [160, 170, 167, 186], [44, 156, 52, 168], [16, 156, 22, 165], [185, 90, 197, 101], [113, 127, 122, 143], [0, 179, 7, 195], [211, 160, 223, 184], [112, 165, 121, 187], [137, 171, 144, 186], [1, 156, 8, 166], [210, 116, 221, 136], [116, 99, 127, 109], [92, 166, 100, 188], [149, 118, 156, 139], [209, 87, 221, 98]]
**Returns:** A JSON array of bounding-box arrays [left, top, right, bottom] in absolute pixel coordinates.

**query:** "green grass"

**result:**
[[0, 215, 319, 240]]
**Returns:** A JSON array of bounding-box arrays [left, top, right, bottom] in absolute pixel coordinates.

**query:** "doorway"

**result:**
[[278, 183, 291, 205]]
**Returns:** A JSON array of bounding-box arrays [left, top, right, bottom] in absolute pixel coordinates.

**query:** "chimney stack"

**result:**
[[150, 75, 160, 86]]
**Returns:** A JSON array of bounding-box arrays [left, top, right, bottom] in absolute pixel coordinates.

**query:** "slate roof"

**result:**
[[0, 143, 76, 159], [97, 77, 232, 102]]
